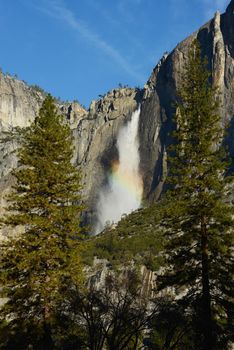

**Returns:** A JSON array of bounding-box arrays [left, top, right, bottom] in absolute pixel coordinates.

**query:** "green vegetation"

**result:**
[[83, 206, 164, 271], [30, 84, 47, 95], [155, 40, 234, 349], [0, 95, 86, 348]]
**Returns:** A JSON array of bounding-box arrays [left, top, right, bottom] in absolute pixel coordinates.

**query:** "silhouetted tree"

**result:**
[[61, 269, 159, 350]]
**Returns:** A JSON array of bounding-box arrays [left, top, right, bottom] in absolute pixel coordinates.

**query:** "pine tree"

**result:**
[[0, 95, 85, 349], [157, 40, 234, 349]]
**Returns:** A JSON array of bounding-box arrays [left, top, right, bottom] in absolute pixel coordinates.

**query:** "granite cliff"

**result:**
[[0, 73, 142, 233], [1, 0, 234, 233], [139, 0, 234, 202]]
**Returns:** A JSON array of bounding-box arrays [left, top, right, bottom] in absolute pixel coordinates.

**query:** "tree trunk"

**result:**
[[201, 218, 213, 350], [40, 322, 54, 350], [40, 303, 54, 350]]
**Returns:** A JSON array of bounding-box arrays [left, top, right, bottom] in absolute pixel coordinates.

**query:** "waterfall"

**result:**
[[95, 106, 143, 234]]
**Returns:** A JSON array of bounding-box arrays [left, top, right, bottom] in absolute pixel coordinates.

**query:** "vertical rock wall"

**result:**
[[139, 2, 234, 202]]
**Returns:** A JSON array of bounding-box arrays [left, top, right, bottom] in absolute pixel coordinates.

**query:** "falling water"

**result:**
[[95, 106, 143, 234]]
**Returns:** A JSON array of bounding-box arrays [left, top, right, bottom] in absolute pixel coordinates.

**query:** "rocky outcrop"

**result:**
[[0, 74, 43, 129], [0, 73, 88, 131], [86, 257, 156, 300], [73, 88, 142, 224], [0, 73, 88, 178]]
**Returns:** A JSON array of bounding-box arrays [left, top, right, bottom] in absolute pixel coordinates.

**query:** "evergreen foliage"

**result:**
[[0, 95, 85, 349], [157, 40, 234, 349], [83, 206, 164, 271], [148, 299, 192, 350]]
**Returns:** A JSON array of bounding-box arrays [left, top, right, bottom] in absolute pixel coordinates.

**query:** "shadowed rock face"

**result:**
[[1, 1, 234, 233], [139, 0, 234, 202]]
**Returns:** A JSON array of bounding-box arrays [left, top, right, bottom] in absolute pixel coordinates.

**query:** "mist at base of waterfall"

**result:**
[[95, 107, 142, 234]]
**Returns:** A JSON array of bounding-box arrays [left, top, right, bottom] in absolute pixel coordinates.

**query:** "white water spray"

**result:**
[[95, 107, 143, 234]]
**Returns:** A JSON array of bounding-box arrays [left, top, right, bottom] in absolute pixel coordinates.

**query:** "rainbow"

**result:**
[[110, 161, 143, 202]]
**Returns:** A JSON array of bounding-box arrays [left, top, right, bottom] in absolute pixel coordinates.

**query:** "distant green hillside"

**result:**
[[83, 203, 165, 271]]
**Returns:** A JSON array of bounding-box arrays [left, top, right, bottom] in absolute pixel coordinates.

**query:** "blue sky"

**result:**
[[0, 0, 230, 107]]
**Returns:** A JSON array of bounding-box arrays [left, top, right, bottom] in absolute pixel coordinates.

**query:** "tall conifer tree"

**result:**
[[0, 95, 85, 349], [158, 40, 234, 350]]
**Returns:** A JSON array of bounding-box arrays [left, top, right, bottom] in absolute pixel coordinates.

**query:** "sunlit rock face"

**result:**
[[1, 1, 234, 235], [71, 87, 144, 231], [139, 1, 234, 202]]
